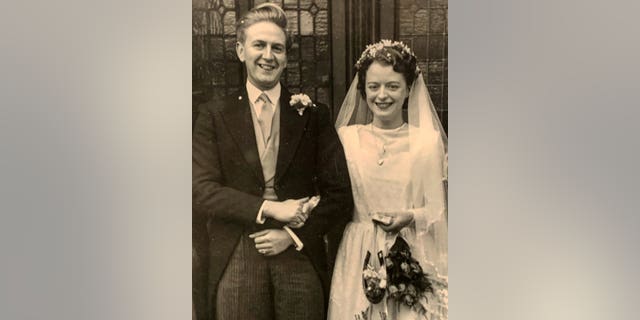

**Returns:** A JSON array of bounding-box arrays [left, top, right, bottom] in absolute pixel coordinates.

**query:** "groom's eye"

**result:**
[[272, 45, 284, 53]]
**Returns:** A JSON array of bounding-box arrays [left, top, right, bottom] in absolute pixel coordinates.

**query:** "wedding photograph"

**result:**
[[5, 0, 638, 319], [192, 1, 448, 319]]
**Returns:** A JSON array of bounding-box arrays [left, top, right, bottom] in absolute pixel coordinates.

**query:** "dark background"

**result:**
[[192, 0, 448, 132]]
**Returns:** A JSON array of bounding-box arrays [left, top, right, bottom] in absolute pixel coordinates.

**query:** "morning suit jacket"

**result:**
[[192, 85, 354, 317]]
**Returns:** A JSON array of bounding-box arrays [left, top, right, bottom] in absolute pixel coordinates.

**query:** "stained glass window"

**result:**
[[193, 0, 240, 106], [193, 0, 333, 114], [398, 0, 448, 132]]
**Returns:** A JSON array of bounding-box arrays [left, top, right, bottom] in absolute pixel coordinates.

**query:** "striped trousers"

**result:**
[[216, 234, 325, 320]]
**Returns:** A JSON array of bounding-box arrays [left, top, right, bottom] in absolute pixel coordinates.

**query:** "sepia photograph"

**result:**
[[5, 0, 640, 319], [192, 1, 448, 319]]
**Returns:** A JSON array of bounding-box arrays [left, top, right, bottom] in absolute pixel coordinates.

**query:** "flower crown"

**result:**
[[354, 39, 420, 75]]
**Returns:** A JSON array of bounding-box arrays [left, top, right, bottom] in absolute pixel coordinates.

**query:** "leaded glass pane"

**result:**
[[316, 61, 330, 85], [208, 11, 224, 35], [412, 35, 427, 59], [316, 87, 330, 105], [193, 0, 211, 9], [427, 61, 444, 84], [414, 9, 428, 34], [315, 0, 328, 10], [283, 0, 297, 9], [430, 8, 446, 33], [287, 62, 300, 86], [210, 62, 226, 85], [428, 34, 444, 59], [300, 11, 314, 35], [299, 0, 313, 9], [224, 37, 237, 60], [399, 8, 413, 35], [223, 11, 235, 35], [193, 36, 206, 62], [300, 37, 315, 61], [285, 10, 298, 35], [431, 0, 447, 8], [315, 36, 329, 59], [301, 63, 315, 86], [288, 39, 300, 61], [193, 11, 208, 36], [208, 37, 224, 58], [315, 10, 328, 35]]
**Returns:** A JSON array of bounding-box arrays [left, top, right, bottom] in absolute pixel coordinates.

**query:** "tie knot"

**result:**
[[257, 93, 271, 104]]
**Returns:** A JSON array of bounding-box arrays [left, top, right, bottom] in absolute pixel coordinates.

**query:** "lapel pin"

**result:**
[[238, 96, 242, 100]]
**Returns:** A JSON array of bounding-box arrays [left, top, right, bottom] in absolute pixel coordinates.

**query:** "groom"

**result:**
[[192, 3, 353, 320]]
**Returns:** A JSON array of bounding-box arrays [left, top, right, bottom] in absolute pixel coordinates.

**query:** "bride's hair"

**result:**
[[355, 40, 419, 99], [236, 3, 290, 47]]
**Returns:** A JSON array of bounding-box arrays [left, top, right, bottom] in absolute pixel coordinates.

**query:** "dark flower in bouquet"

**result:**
[[385, 237, 433, 308]]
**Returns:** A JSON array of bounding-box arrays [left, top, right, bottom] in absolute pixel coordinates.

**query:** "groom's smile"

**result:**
[[258, 63, 276, 71], [236, 21, 287, 91]]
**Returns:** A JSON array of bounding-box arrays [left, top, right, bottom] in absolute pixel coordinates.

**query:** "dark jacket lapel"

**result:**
[[220, 89, 264, 185], [275, 87, 311, 183]]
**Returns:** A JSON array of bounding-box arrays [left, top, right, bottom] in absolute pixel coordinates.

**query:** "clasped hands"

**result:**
[[249, 196, 320, 256]]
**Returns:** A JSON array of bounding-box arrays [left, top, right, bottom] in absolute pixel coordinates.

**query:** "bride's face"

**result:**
[[364, 61, 409, 129]]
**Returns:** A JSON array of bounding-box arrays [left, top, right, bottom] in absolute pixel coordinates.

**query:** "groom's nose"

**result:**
[[263, 46, 274, 60]]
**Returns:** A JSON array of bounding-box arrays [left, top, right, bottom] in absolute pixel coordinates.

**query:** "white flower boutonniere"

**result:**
[[289, 93, 316, 116]]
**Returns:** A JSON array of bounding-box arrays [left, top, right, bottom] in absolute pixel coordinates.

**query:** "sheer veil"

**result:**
[[335, 69, 448, 317]]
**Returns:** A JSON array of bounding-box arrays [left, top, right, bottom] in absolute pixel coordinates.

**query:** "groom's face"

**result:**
[[236, 21, 287, 91]]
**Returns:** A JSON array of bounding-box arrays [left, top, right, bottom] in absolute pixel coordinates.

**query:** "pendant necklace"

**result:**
[[370, 123, 387, 166]]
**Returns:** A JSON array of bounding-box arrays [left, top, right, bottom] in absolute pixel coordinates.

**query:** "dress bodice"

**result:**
[[339, 124, 411, 223]]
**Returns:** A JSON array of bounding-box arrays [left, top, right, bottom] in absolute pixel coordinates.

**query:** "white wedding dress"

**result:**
[[328, 124, 447, 320]]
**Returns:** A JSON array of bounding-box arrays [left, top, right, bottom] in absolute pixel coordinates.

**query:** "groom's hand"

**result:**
[[262, 197, 309, 223], [249, 229, 293, 256]]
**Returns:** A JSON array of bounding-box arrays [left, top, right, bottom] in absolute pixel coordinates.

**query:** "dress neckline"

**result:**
[[369, 122, 408, 133]]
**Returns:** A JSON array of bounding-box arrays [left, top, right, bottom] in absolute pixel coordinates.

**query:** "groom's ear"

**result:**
[[235, 41, 246, 62]]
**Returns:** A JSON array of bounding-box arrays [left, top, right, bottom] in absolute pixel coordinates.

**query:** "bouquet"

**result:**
[[385, 237, 433, 309]]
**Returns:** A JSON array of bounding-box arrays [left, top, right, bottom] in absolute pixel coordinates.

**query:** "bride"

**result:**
[[327, 40, 448, 320]]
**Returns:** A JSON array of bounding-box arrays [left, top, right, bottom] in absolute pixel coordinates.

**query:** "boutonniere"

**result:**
[[289, 93, 316, 116]]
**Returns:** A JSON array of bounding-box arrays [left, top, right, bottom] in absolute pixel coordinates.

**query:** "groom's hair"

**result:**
[[236, 3, 289, 47]]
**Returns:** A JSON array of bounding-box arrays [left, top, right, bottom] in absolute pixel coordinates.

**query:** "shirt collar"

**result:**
[[246, 80, 281, 106]]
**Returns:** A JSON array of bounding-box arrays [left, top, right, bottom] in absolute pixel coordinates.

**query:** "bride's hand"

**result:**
[[374, 211, 414, 233]]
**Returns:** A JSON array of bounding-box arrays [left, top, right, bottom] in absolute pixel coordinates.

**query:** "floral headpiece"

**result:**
[[354, 39, 420, 75]]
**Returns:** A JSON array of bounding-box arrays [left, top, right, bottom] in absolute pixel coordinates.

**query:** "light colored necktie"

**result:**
[[257, 93, 274, 144]]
